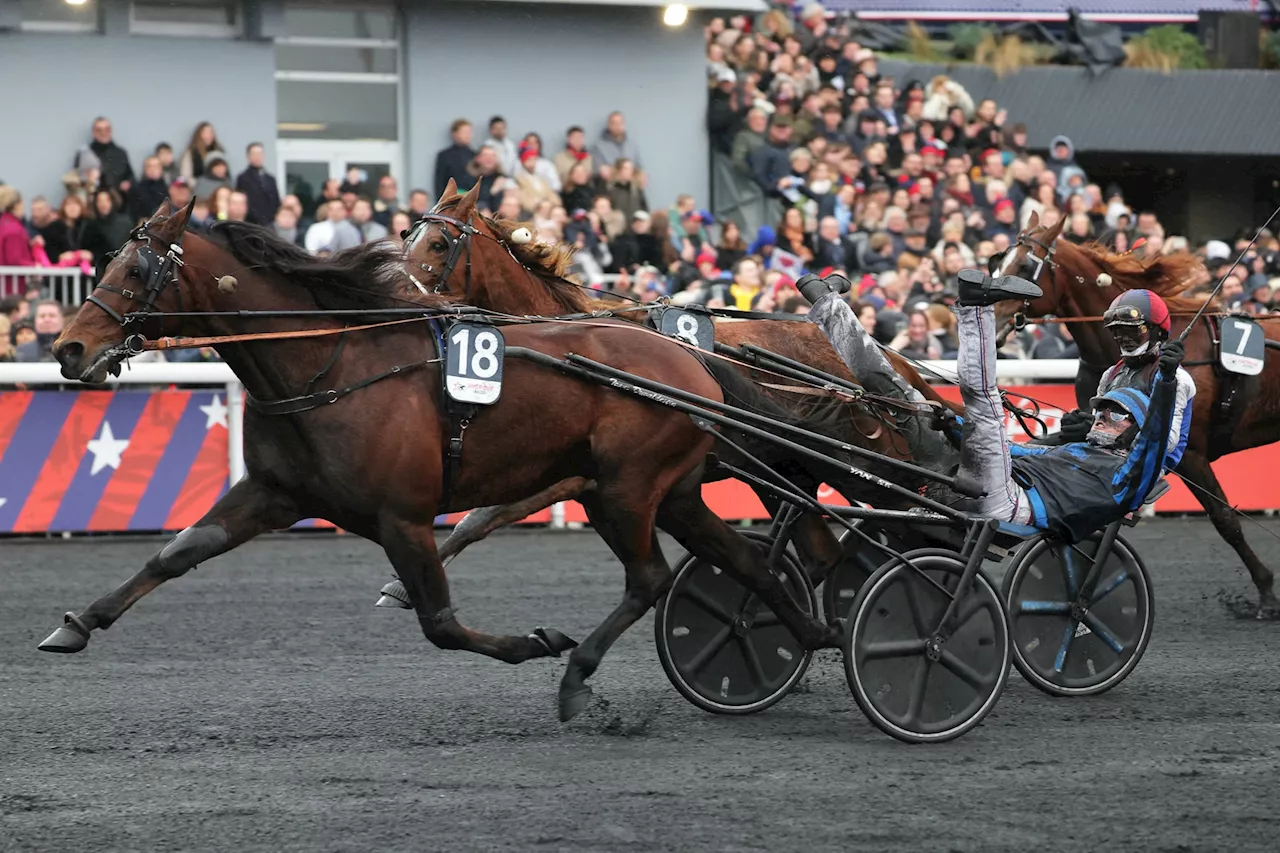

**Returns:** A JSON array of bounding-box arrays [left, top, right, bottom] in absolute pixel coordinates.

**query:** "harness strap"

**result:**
[[141, 316, 434, 350], [246, 358, 439, 416]]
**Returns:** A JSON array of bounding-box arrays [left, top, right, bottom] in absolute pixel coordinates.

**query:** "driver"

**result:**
[[795, 270, 1184, 542], [1038, 289, 1195, 468]]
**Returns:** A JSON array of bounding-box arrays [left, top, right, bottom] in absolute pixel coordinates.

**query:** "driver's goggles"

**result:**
[[1093, 408, 1132, 424]]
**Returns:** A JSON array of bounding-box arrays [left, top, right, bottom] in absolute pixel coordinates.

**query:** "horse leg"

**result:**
[[380, 517, 577, 664], [1176, 451, 1278, 613], [557, 491, 675, 722], [656, 486, 841, 651], [374, 477, 596, 608], [38, 477, 301, 653]]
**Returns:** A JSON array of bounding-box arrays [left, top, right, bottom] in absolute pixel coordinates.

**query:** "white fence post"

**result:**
[[550, 501, 566, 529], [226, 380, 246, 485], [0, 266, 87, 305]]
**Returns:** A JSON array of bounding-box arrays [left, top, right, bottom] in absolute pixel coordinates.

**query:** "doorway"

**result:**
[[276, 139, 401, 221]]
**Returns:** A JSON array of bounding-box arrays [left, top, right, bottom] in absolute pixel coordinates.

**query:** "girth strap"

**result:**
[[246, 358, 438, 416]]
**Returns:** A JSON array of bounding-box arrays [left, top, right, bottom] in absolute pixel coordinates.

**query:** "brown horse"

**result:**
[[44, 201, 840, 720], [390, 179, 965, 580], [995, 214, 1280, 613]]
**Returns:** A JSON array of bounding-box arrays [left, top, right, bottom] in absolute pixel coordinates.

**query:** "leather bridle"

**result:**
[[85, 223, 187, 335]]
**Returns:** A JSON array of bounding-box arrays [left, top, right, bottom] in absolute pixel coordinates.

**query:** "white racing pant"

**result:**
[[807, 296, 1031, 523]]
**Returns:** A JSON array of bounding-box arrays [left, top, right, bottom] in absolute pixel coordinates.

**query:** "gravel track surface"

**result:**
[[2, 518, 1279, 852]]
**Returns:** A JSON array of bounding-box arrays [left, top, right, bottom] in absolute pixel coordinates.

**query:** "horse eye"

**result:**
[[129, 267, 141, 279], [399, 229, 410, 239], [430, 241, 447, 252]]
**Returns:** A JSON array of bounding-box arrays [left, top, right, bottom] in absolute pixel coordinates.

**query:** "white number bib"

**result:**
[[1219, 316, 1265, 376], [445, 323, 504, 405], [658, 308, 715, 352]]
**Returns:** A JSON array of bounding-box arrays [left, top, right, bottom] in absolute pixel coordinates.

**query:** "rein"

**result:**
[[137, 316, 437, 351]]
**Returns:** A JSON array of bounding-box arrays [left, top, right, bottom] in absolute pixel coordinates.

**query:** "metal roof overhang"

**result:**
[[436, 0, 769, 10]]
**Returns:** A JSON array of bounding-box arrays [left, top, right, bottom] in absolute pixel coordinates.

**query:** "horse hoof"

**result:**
[[38, 612, 91, 654], [559, 687, 593, 722], [531, 626, 578, 657], [374, 579, 412, 609]]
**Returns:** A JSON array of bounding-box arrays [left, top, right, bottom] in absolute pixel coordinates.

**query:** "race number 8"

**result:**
[[450, 327, 500, 378], [674, 313, 701, 347]]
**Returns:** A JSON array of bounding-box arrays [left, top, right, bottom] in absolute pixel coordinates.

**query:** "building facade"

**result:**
[[0, 0, 746, 214]]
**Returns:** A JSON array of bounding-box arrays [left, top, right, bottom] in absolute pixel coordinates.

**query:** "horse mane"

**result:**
[[1064, 241, 1213, 313], [204, 221, 420, 311], [432, 195, 620, 316]]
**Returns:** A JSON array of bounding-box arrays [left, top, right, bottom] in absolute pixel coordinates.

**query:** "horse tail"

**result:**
[[698, 354, 850, 439]]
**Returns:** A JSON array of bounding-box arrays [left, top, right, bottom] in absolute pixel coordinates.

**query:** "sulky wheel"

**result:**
[[823, 522, 899, 624], [1002, 532, 1154, 697], [655, 530, 817, 715], [844, 548, 1010, 744]]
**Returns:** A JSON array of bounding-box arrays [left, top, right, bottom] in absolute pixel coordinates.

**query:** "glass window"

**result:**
[[21, 0, 98, 32], [133, 1, 236, 26], [284, 5, 396, 40], [276, 81, 398, 140], [276, 45, 397, 75]]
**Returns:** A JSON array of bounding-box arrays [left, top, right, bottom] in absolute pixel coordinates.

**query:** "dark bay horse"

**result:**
[[391, 180, 964, 579], [45, 201, 840, 720], [996, 215, 1280, 613]]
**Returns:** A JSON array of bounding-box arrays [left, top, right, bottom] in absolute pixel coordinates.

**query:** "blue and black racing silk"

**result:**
[[1008, 374, 1177, 543], [1096, 358, 1195, 468]]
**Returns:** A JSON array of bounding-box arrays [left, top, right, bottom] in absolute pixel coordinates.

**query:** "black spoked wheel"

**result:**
[[844, 549, 1010, 744], [822, 522, 900, 625], [1002, 532, 1153, 697], [655, 531, 818, 715]]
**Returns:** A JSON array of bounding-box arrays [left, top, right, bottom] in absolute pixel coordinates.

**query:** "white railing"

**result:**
[[0, 360, 1083, 528], [0, 266, 89, 306]]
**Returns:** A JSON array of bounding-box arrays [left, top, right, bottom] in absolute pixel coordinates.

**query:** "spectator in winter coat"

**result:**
[[715, 220, 748, 270], [560, 163, 599, 218], [748, 116, 796, 198], [517, 134, 562, 191], [305, 200, 362, 254], [434, 119, 478, 198], [14, 299, 64, 363], [0, 187, 36, 296], [180, 122, 224, 182], [195, 153, 233, 201], [350, 198, 388, 243], [606, 159, 648, 223], [513, 144, 561, 213], [235, 143, 282, 226], [812, 216, 857, 271], [730, 108, 768, 176], [85, 117, 135, 193], [482, 116, 519, 177], [273, 206, 306, 247], [127, 157, 171, 222], [553, 126, 594, 186], [371, 176, 402, 229], [609, 210, 663, 272], [81, 189, 134, 280], [591, 112, 643, 185], [1047, 135, 1081, 180]]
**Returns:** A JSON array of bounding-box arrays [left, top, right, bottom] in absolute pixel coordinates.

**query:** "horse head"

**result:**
[[55, 199, 199, 383], [990, 210, 1068, 323], [403, 179, 589, 316]]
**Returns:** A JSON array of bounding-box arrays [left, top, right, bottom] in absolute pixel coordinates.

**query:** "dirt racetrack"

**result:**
[[2, 518, 1279, 852]]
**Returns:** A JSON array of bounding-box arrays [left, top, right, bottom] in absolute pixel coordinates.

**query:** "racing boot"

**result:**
[[956, 268, 1041, 307], [796, 272, 852, 305]]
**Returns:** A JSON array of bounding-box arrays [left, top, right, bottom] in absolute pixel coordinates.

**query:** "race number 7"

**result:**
[[1231, 319, 1253, 355], [450, 326, 500, 378]]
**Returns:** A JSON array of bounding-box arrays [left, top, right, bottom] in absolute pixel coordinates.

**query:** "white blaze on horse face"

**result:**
[[998, 246, 1021, 277]]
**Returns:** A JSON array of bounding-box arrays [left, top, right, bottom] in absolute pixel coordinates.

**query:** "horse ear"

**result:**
[[152, 199, 174, 221], [169, 198, 196, 236], [453, 179, 482, 220], [1026, 209, 1040, 231], [442, 177, 458, 200]]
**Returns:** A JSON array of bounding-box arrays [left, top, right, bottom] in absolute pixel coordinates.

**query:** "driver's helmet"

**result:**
[[1088, 387, 1150, 429], [1103, 289, 1171, 358]]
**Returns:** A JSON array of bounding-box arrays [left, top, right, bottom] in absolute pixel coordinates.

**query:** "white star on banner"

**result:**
[[0, 498, 6, 509], [199, 394, 228, 430], [86, 421, 130, 476]]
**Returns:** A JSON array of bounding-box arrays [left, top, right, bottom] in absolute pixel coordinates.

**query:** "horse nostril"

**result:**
[[57, 340, 84, 366]]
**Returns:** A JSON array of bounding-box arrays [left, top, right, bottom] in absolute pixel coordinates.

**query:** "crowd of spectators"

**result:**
[[4, 1, 1280, 369]]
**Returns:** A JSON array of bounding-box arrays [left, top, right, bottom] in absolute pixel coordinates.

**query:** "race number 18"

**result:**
[[445, 323, 505, 405]]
